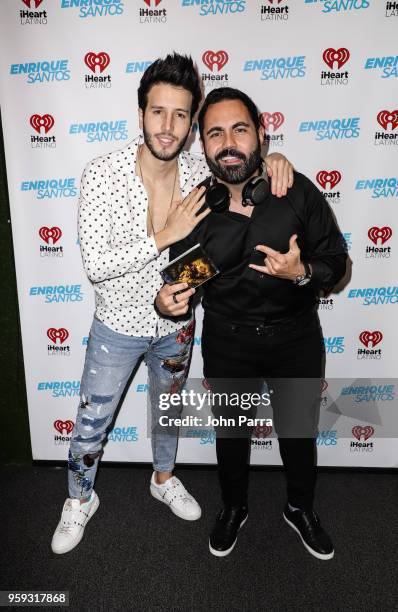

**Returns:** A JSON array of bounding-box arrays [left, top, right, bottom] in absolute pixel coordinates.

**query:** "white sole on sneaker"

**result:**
[[150, 485, 201, 521], [51, 494, 100, 555], [209, 514, 248, 558], [283, 512, 334, 561]]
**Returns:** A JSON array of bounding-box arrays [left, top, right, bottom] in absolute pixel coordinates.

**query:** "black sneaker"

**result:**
[[209, 505, 248, 557], [283, 504, 334, 560]]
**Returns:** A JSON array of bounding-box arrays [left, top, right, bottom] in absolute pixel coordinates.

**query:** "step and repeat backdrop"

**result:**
[[0, 0, 397, 467]]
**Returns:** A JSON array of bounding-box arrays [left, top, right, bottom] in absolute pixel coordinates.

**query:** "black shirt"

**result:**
[[170, 171, 347, 325]]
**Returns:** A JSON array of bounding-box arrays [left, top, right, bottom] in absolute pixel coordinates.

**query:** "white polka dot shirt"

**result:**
[[78, 135, 209, 337]]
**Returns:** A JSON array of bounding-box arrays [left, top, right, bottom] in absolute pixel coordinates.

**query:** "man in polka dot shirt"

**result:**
[[51, 53, 294, 555]]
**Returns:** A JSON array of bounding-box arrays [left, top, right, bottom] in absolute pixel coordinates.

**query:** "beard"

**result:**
[[205, 141, 262, 185], [143, 125, 189, 162]]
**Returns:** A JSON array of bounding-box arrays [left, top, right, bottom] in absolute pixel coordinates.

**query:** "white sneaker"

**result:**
[[51, 491, 99, 554], [150, 473, 201, 521]]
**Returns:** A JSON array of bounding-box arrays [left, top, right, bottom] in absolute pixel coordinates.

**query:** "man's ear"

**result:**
[[138, 108, 143, 130], [199, 137, 204, 153], [258, 124, 265, 144]]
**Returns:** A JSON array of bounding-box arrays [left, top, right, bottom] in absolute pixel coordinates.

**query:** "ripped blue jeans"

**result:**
[[68, 316, 194, 500]]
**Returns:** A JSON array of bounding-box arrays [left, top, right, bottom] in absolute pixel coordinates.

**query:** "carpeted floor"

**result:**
[[0, 465, 396, 612]]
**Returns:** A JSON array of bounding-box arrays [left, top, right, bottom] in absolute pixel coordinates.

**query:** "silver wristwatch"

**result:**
[[293, 262, 312, 286]]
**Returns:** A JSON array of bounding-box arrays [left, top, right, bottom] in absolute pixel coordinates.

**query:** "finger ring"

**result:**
[[172, 294, 178, 304]]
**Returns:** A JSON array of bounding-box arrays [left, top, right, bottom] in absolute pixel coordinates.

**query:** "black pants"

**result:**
[[202, 311, 325, 511]]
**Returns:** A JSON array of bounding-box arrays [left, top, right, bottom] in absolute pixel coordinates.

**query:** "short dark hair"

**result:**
[[138, 53, 202, 121], [198, 87, 260, 139]]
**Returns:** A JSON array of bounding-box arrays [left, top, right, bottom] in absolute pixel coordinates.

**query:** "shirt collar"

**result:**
[[107, 133, 204, 191]]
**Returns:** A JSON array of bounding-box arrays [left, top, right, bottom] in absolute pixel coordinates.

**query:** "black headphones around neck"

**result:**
[[205, 165, 269, 213]]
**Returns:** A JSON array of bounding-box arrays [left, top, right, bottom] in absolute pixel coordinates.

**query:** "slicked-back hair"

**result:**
[[198, 87, 261, 139], [138, 53, 202, 121]]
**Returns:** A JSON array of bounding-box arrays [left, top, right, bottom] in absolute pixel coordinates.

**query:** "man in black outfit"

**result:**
[[156, 87, 347, 559]]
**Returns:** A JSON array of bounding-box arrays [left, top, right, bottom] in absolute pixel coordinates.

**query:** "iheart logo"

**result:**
[[54, 420, 74, 435], [260, 112, 284, 132], [39, 226, 62, 244], [22, 0, 44, 7], [30, 114, 54, 134], [352, 425, 374, 441], [368, 226, 392, 245], [359, 331, 383, 349], [143, 0, 162, 5], [202, 50, 229, 72], [84, 52, 110, 74], [377, 110, 398, 131], [47, 328, 69, 344], [316, 170, 342, 189], [323, 48, 350, 70], [253, 425, 273, 438]]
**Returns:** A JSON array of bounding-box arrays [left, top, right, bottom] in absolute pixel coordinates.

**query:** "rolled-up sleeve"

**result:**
[[78, 159, 159, 283]]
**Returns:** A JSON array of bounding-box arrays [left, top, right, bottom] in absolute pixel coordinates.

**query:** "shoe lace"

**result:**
[[308, 510, 320, 523], [57, 501, 81, 534], [219, 507, 245, 525], [300, 509, 321, 532], [58, 523, 75, 535], [163, 478, 193, 505]]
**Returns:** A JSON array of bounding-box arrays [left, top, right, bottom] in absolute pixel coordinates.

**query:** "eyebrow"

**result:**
[[150, 105, 190, 113], [206, 121, 250, 136]]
